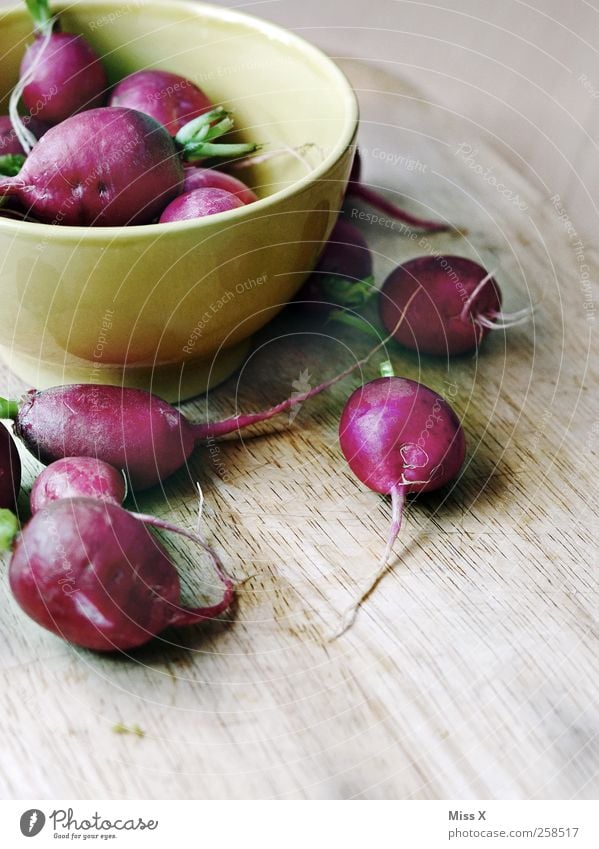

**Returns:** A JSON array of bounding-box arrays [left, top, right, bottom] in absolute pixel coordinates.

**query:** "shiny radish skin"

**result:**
[[159, 187, 244, 223], [380, 256, 502, 356], [20, 32, 108, 125], [110, 70, 212, 136], [30, 456, 126, 513], [339, 377, 466, 496], [0, 422, 21, 510], [0, 108, 183, 226], [14, 385, 196, 492], [182, 166, 257, 204], [297, 218, 374, 311], [9, 498, 232, 652]]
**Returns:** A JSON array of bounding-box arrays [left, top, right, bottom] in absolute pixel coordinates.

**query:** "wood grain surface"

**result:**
[[0, 57, 597, 800]]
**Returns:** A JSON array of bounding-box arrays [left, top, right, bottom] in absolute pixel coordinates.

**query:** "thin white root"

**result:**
[[459, 268, 498, 324], [489, 306, 534, 321], [330, 487, 406, 639], [195, 481, 205, 531], [475, 313, 532, 330], [9, 25, 54, 154]]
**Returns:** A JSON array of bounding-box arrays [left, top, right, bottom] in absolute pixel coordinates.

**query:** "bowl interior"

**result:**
[[0, 0, 356, 202]]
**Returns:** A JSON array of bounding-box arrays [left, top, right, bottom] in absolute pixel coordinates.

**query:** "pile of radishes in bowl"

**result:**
[[0, 0, 535, 651], [0, 0, 260, 226]]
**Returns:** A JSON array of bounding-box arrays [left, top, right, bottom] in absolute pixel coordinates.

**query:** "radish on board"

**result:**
[[0, 106, 257, 226], [1, 321, 402, 490], [380, 255, 531, 356], [0, 422, 21, 510], [109, 70, 212, 136], [296, 218, 375, 312], [347, 149, 449, 233], [0, 289, 435, 490], [335, 366, 466, 634], [9, 497, 234, 651], [159, 187, 244, 222], [0, 114, 46, 156], [20, 0, 108, 124], [182, 166, 257, 204]]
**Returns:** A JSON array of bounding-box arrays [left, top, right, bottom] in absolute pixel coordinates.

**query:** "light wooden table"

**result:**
[[1, 5, 598, 801]]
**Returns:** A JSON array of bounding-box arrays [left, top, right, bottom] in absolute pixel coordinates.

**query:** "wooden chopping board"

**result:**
[[0, 59, 597, 800]]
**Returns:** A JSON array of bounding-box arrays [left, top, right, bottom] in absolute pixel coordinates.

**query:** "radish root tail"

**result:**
[[131, 509, 234, 626], [331, 485, 406, 639]]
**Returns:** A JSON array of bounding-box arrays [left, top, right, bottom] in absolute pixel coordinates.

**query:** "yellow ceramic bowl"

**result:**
[[0, 0, 358, 400]]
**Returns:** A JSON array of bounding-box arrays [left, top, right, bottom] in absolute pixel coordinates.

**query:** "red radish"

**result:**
[[183, 166, 257, 204], [30, 456, 126, 513], [0, 107, 182, 226], [2, 319, 403, 490], [109, 70, 212, 136], [0, 105, 257, 225], [20, 0, 108, 124], [336, 369, 466, 633], [347, 149, 449, 233], [379, 255, 531, 356], [0, 422, 21, 510], [296, 218, 374, 311], [1, 287, 429, 490], [0, 114, 46, 156], [9, 497, 233, 651], [159, 187, 244, 222]]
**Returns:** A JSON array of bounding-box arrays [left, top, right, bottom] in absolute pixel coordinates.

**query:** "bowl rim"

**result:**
[[0, 0, 359, 240]]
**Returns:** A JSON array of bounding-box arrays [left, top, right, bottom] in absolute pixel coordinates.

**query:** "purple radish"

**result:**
[[182, 166, 257, 204], [296, 218, 374, 312], [20, 0, 108, 124], [0, 291, 427, 490], [379, 255, 531, 356], [0, 114, 46, 155], [336, 368, 466, 634], [0, 422, 21, 510], [347, 149, 449, 233], [30, 456, 126, 513], [0, 107, 181, 226], [9, 497, 233, 651], [2, 317, 404, 490], [109, 70, 212, 136], [0, 105, 255, 226], [159, 187, 244, 222]]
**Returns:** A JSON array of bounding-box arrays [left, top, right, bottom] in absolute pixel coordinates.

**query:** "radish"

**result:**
[[30, 456, 126, 513], [20, 0, 108, 125], [109, 70, 212, 136], [379, 255, 531, 356], [182, 166, 257, 204], [9, 497, 233, 651], [296, 218, 374, 311], [1, 320, 400, 491], [347, 149, 449, 233], [0, 289, 432, 491], [0, 106, 256, 226], [335, 366, 466, 634], [159, 187, 244, 222], [0, 422, 21, 510]]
